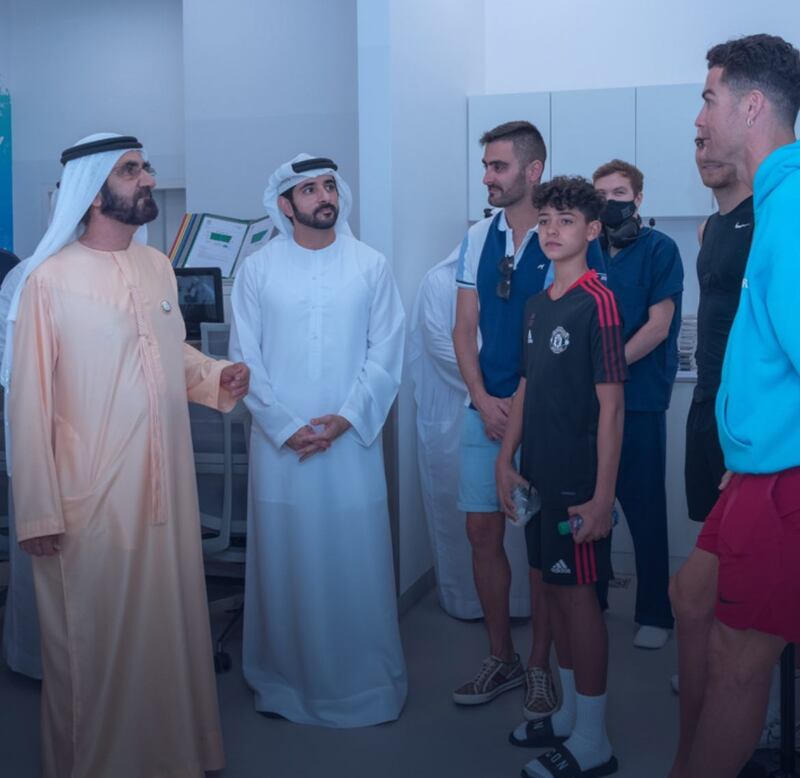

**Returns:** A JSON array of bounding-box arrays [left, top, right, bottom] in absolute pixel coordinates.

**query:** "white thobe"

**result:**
[[230, 233, 408, 728], [408, 251, 532, 620]]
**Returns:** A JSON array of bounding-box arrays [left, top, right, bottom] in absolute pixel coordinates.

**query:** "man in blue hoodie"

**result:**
[[669, 34, 800, 778]]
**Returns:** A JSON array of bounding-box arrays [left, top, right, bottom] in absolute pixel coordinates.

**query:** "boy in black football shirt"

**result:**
[[496, 176, 626, 778]]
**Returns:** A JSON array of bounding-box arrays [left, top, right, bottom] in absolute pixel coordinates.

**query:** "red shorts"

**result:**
[[697, 467, 800, 643]]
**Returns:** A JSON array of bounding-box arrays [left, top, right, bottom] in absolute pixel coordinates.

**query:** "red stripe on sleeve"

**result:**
[[574, 544, 584, 585], [600, 325, 612, 381], [584, 274, 621, 326], [580, 276, 607, 327], [579, 277, 613, 379], [580, 276, 626, 382], [582, 544, 590, 584]]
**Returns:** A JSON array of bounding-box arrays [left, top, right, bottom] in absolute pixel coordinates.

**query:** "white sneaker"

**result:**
[[633, 625, 670, 649], [670, 674, 679, 694]]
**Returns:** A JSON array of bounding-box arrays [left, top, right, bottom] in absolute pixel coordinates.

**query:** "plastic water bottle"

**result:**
[[557, 499, 623, 536], [509, 485, 541, 527]]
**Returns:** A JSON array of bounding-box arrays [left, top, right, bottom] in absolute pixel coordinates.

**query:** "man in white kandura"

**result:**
[[230, 153, 408, 728], [408, 245, 534, 620], [408, 246, 481, 619]]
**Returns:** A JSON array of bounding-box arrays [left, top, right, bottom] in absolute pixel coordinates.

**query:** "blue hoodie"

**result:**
[[716, 139, 800, 473]]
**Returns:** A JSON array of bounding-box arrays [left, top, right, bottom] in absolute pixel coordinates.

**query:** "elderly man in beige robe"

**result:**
[[3, 133, 249, 778]]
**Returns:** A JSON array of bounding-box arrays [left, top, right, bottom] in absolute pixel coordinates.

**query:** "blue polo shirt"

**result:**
[[602, 227, 683, 412], [456, 211, 605, 399]]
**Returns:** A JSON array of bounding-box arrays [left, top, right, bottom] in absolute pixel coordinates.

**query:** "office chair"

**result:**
[[193, 322, 249, 672]]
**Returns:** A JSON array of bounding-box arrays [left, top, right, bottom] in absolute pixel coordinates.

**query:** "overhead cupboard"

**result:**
[[467, 83, 716, 221]]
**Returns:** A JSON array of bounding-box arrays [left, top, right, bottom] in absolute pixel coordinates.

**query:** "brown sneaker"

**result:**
[[522, 666, 558, 720], [452, 654, 524, 705]]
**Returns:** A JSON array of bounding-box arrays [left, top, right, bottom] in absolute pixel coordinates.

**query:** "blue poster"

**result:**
[[0, 88, 12, 252]]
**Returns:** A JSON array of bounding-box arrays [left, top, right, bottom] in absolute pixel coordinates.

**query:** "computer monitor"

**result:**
[[174, 267, 224, 340]]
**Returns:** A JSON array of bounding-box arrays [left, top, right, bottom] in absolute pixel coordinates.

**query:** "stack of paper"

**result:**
[[677, 314, 698, 373], [169, 213, 274, 277]]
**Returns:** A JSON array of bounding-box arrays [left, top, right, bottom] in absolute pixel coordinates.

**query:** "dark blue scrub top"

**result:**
[[602, 228, 683, 412]]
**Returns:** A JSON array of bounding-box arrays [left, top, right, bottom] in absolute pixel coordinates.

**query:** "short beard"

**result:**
[[99, 182, 159, 226], [293, 202, 339, 231], [487, 169, 528, 208]]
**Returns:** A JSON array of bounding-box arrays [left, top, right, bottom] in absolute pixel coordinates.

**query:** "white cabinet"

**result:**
[[636, 84, 714, 218], [468, 83, 728, 221], [550, 88, 636, 181], [467, 92, 550, 221]]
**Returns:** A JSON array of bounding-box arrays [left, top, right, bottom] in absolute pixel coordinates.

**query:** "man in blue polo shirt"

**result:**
[[593, 159, 684, 650], [452, 121, 604, 719]]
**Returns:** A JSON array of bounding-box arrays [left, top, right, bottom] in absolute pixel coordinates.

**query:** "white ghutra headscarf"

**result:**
[[262, 152, 353, 238]]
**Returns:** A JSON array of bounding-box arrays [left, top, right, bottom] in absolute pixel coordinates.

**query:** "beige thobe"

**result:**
[[10, 241, 232, 778]]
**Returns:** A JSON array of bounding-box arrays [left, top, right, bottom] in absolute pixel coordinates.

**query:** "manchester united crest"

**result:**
[[549, 326, 570, 354]]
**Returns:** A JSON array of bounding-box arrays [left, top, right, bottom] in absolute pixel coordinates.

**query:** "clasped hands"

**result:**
[[285, 415, 352, 462]]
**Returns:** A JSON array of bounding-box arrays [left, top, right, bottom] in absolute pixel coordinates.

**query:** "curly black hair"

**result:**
[[532, 175, 606, 222], [707, 34, 800, 128]]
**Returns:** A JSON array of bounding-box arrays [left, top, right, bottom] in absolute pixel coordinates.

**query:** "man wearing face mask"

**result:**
[[593, 160, 683, 650]]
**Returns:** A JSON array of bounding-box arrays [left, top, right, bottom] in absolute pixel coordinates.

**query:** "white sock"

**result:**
[[550, 666, 576, 736], [562, 692, 613, 771], [522, 692, 609, 777], [514, 666, 575, 744]]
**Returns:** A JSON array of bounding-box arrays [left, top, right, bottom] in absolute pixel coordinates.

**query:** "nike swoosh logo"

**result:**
[[718, 594, 740, 605], [734, 222, 751, 229]]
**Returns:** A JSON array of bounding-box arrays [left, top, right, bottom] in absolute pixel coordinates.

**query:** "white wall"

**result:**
[[182, 0, 360, 232], [358, 0, 484, 594], [2, 0, 184, 257], [484, 0, 800, 94]]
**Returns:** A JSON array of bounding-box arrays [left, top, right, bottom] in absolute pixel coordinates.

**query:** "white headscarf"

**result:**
[[0, 132, 149, 390], [262, 152, 352, 238]]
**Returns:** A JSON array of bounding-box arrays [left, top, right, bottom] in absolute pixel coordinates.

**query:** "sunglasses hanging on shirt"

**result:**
[[496, 255, 514, 300]]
